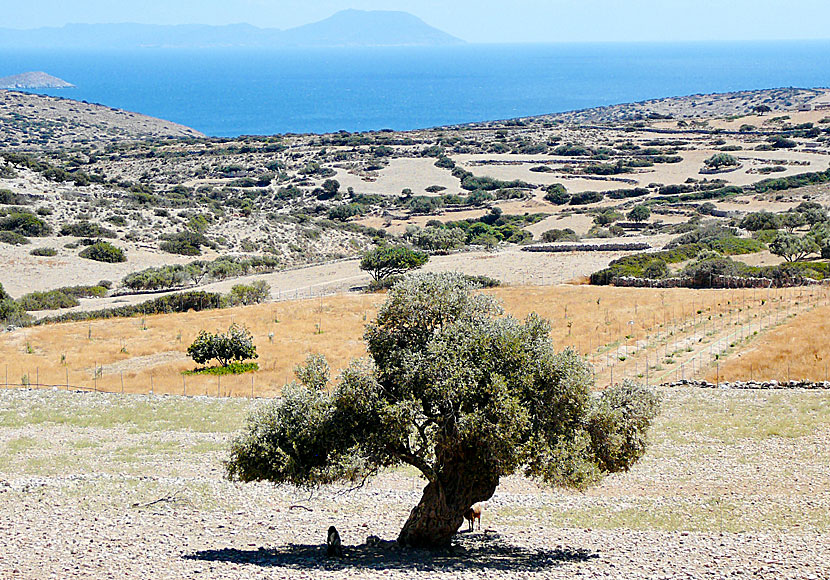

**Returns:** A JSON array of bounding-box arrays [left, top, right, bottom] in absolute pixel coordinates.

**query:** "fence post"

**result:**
[[65, 367, 68, 390], [182, 375, 186, 397], [150, 374, 154, 395]]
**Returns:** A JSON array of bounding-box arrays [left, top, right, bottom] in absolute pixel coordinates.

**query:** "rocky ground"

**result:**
[[1, 386, 828, 579]]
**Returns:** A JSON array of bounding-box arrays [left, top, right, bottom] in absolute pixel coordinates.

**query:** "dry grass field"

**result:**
[[710, 303, 830, 383], [2, 284, 827, 398]]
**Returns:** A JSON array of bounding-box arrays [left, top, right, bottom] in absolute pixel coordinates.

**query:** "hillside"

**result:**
[[0, 90, 203, 148]]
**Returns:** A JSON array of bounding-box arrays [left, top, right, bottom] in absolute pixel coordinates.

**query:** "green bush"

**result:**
[[0, 212, 51, 236], [0, 189, 26, 205], [17, 290, 79, 311], [225, 281, 271, 306], [570, 191, 604, 205], [540, 228, 579, 243], [183, 362, 259, 376], [159, 231, 211, 256], [79, 242, 126, 263], [29, 247, 57, 256], [59, 221, 117, 238], [703, 153, 739, 169], [543, 183, 571, 205], [0, 231, 30, 245], [0, 299, 31, 327]]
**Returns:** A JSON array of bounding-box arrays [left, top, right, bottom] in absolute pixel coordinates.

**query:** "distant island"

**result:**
[[0, 72, 74, 89], [0, 10, 465, 50]]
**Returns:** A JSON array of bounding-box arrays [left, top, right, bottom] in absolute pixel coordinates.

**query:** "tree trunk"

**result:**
[[396, 466, 498, 548]]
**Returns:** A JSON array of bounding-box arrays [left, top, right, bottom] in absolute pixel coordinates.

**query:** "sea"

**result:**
[[2, 41, 830, 137]]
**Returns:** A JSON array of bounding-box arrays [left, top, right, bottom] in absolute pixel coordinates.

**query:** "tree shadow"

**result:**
[[184, 532, 599, 572]]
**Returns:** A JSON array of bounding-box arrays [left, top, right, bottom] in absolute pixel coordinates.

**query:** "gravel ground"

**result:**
[[1, 387, 828, 579]]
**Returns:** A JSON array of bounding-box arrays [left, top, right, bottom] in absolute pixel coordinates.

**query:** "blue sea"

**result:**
[[2, 42, 829, 137]]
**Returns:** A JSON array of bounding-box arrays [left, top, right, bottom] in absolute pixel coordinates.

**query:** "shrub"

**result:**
[[543, 183, 571, 205], [59, 221, 117, 238], [17, 290, 79, 311], [570, 191, 604, 205], [0, 212, 51, 236], [79, 242, 126, 263], [29, 247, 57, 256], [187, 324, 258, 368], [740, 211, 781, 232], [159, 231, 210, 256], [0, 231, 30, 245], [703, 153, 739, 169], [0, 189, 26, 205], [0, 299, 31, 327], [540, 228, 579, 243], [226, 281, 271, 306], [627, 205, 651, 223]]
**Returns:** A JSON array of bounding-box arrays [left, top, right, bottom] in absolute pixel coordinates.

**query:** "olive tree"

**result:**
[[360, 245, 429, 282], [770, 232, 819, 262], [225, 273, 659, 548]]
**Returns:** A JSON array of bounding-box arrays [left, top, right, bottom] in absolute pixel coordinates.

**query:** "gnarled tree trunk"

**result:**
[[397, 462, 498, 548]]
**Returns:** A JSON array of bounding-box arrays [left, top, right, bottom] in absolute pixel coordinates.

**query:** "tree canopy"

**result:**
[[226, 273, 659, 548], [359, 245, 429, 281]]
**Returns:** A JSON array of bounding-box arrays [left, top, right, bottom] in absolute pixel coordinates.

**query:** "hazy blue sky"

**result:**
[[5, 0, 830, 43]]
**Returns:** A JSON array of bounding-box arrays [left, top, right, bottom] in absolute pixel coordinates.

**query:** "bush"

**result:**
[[570, 191, 604, 205], [17, 290, 79, 311], [0, 212, 51, 236], [29, 247, 57, 256], [187, 324, 258, 368], [0, 231, 30, 245], [540, 228, 579, 243], [183, 362, 259, 376], [79, 241, 126, 263], [0, 189, 26, 205], [0, 299, 31, 327], [703, 153, 739, 169], [226, 281, 271, 306], [740, 211, 781, 232], [543, 183, 571, 205], [59, 221, 117, 238], [159, 231, 211, 256]]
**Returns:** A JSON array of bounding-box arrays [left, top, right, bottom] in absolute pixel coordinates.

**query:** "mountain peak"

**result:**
[[0, 11, 464, 50]]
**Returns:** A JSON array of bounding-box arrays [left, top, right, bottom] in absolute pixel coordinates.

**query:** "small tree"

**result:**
[[226, 273, 659, 548], [360, 245, 428, 282], [627, 205, 651, 223], [703, 153, 739, 170], [770, 232, 819, 262], [226, 281, 271, 306], [187, 324, 258, 368]]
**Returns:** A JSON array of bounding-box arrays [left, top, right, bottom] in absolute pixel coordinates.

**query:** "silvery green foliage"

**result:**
[[226, 272, 659, 544], [187, 323, 258, 367]]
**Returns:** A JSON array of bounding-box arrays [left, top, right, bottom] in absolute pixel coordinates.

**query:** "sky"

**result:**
[[4, 0, 830, 44]]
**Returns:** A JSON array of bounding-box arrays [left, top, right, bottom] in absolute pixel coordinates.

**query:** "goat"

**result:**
[[464, 502, 485, 532], [326, 525, 343, 557]]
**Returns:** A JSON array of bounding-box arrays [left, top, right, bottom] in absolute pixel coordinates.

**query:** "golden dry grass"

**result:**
[[709, 303, 830, 383], [1, 284, 827, 397]]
